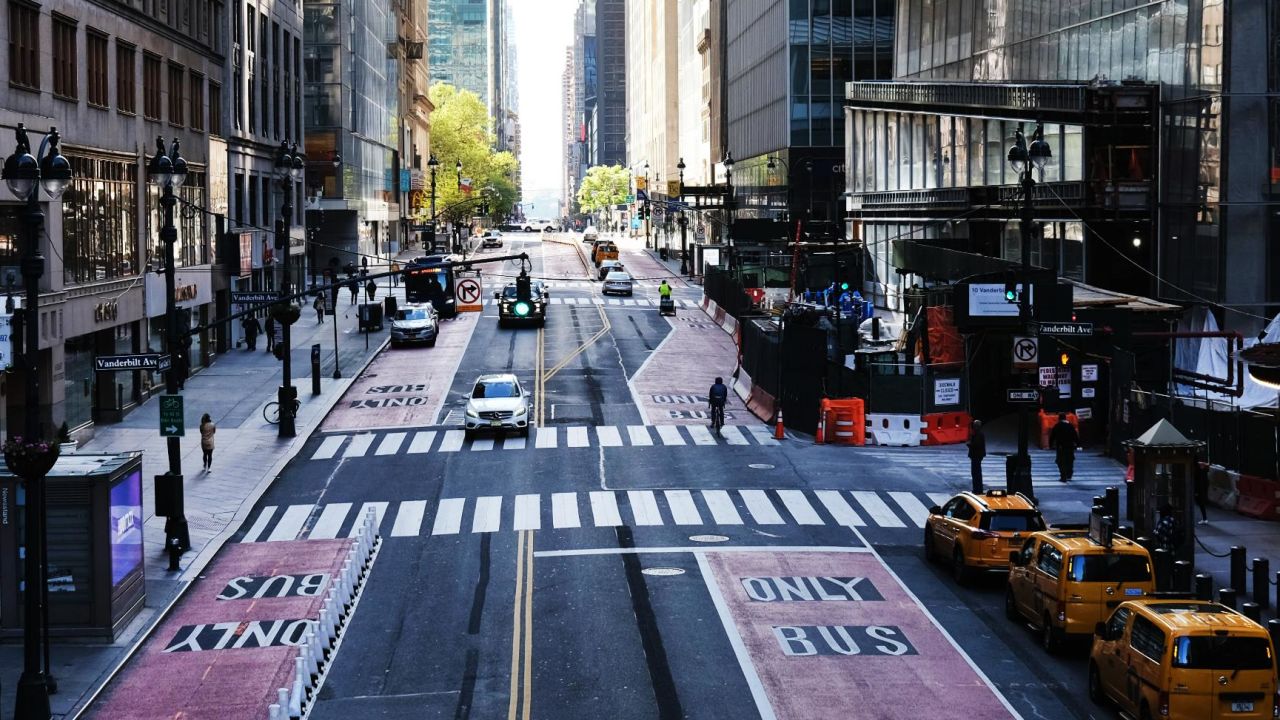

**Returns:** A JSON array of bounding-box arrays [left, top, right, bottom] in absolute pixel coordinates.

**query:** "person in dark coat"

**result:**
[[365, 278, 377, 301], [967, 419, 986, 494], [1049, 412, 1079, 482], [1194, 461, 1210, 525], [241, 314, 262, 351], [348, 279, 359, 305], [264, 315, 277, 353]]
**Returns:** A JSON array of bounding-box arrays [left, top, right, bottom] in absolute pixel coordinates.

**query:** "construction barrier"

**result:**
[[921, 411, 972, 446], [1037, 410, 1079, 450], [820, 398, 866, 446], [866, 413, 924, 447], [1205, 464, 1238, 512], [1235, 473, 1280, 521]]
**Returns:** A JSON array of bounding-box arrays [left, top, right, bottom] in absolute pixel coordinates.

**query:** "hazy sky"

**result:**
[[512, 0, 578, 218]]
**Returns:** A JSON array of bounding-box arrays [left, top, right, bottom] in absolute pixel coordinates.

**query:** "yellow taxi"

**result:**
[[923, 490, 1044, 583], [593, 241, 619, 265], [1006, 527, 1154, 652], [1089, 599, 1277, 720]]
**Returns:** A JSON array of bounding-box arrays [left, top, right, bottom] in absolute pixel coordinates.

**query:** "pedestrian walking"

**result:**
[[314, 292, 327, 323], [390, 261, 401, 287], [241, 314, 262, 351], [1154, 503, 1184, 554], [348, 279, 359, 305], [265, 315, 277, 353], [199, 413, 216, 472], [365, 278, 377, 301], [1049, 412, 1078, 482], [1194, 461, 1210, 525], [967, 419, 986, 494]]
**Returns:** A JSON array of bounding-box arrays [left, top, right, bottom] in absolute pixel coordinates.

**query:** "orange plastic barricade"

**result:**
[[1038, 410, 1079, 450], [921, 411, 972, 446], [824, 398, 865, 446], [1235, 473, 1280, 520]]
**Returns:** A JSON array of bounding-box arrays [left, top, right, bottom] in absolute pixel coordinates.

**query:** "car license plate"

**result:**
[[1231, 702, 1254, 712], [489, 420, 502, 427]]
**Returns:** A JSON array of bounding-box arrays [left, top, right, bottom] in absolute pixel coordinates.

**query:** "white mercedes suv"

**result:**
[[462, 373, 530, 439]]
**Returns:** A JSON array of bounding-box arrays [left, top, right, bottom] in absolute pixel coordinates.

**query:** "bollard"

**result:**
[[277, 687, 289, 714], [1136, 536, 1151, 550], [1105, 486, 1120, 520], [311, 344, 321, 396], [1243, 602, 1262, 623], [289, 658, 305, 716], [1270, 619, 1280, 658], [1220, 587, 1238, 610], [269, 704, 283, 720], [1091, 498, 1104, 517], [1231, 546, 1248, 597], [1172, 560, 1192, 592], [1152, 548, 1172, 592], [1195, 573, 1214, 601], [167, 535, 182, 572], [1254, 558, 1271, 610], [1116, 525, 1132, 539]]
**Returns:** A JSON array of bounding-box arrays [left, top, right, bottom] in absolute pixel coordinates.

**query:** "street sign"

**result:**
[[455, 275, 483, 312], [1037, 321, 1093, 337], [667, 180, 682, 198], [1012, 336, 1039, 369], [1007, 389, 1040, 403], [159, 394, 185, 437], [232, 291, 281, 305], [95, 353, 171, 372], [968, 283, 1033, 318], [625, 194, 635, 203]]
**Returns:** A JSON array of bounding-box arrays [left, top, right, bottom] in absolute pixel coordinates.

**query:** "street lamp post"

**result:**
[[643, 162, 651, 249], [1006, 123, 1052, 498], [723, 152, 735, 276], [427, 154, 439, 252], [273, 141, 305, 439], [676, 158, 688, 273], [3, 122, 72, 720]]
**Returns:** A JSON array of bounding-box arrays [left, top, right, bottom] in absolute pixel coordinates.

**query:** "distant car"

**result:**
[[602, 271, 634, 296], [463, 373, 530, 438], [495, 282, 548, 327], [522, 220, 552, 232], [582, 226, 598, 243], [598, 259, 624, 280], [481, 231, 503, 248], [389, 303, 439, 347]]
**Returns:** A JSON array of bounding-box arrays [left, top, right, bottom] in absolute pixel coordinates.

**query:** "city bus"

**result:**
[[404, 255, 457, 318]]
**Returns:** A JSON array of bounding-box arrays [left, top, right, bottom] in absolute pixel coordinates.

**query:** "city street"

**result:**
[[87, 233, 1119, 719]]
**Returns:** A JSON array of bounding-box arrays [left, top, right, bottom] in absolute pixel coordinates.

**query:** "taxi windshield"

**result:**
[[980, 511, 1044, 532], [1173, 636, 1272, 670], [1068, 554, 1152, 582]]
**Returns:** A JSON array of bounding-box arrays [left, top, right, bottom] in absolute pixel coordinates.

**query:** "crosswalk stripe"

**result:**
[[664, 490, 703, 525], [241, 506, 277, 543], [596, 426, 623, 447], [471, 437, 495, 451], [432, 498, 465, 535], [687, 425, 717, 446], [776, 490, 824, 525], [503, 435, 527, 450], [514, 494, 541, 530], [851, 491, 906, 528], [407, 431, 436, 453], [927, 492, 952, 507], [589, 491, 623, 526], [472, 496, 502, 533], [342, 434, 375, 459], [627, 490, 663, 526], [815, 491, 865, 527], [700, 490, 744, 524], [567, 426, 590, 448], [439, 430, 466, 452], [720, 426, 749, 445], [888, 492, 932, 528], [313, 436, 345, 460], [608, 299, 621, 305], [552, 492, 580, 528], [739, 490, 785, 525], [310, 502, 352, 539], [535, 427, 558, 448], [592, 298, 604, 305], [391, 500, 428, 537], [375, 432, 406, 456], [655, 425, 685, 446], [747, 426, 779, 446], [627, 425, 653, 446], [267, 505, 311, 541]]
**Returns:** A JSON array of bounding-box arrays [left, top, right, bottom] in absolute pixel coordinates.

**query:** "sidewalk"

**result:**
[[0, 264, 410, 718]]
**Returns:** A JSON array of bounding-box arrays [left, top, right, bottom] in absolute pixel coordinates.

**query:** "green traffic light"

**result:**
[[514, 301, 531, 317], [840, 282, 849, 291]]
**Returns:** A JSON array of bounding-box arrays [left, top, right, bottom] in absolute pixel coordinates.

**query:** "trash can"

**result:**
[[384, 295, 398, 319], [358, 303, 384, 332], [659, 247, 669, 260]]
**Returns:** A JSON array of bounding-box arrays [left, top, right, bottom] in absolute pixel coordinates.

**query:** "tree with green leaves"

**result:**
[[426, 82, 519, 222], [576, 165, 631, 226]]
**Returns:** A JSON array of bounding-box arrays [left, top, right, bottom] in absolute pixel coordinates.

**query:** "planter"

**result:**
[[269, 303, 301, 326], [3, 441, 60, 480]]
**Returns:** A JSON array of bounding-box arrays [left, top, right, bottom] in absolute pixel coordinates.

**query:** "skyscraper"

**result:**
[[429, 0, 520, 153], [595, 0, 627, 167]]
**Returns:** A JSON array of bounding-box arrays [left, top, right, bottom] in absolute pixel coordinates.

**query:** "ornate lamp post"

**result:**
[[1005, 123, 1052, 498], [3, 122, 72, 719], [427, 153, 439, 234], [272, 141, 304, 438], [643, 161, 651, 249]]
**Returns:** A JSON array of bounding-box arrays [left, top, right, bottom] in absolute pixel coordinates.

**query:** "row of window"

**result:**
[[7, 3, 223, 135], [234, 2, 303, 142]]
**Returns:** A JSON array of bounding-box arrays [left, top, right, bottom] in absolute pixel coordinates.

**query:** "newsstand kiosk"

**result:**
[[0, 453, 145, 640], [1123, 419, 1204, 563]]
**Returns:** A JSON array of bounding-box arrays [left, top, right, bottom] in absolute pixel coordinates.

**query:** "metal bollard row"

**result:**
[[268, 507, 380, 719]]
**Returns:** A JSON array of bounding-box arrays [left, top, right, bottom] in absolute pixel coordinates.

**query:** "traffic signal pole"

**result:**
[[159, 160, 191, 557]]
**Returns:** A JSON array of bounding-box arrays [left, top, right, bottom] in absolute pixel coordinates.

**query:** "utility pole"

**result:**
[[274, 141, 304, 439]]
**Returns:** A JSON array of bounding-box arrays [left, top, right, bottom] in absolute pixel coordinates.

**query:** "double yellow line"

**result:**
[[543, 305, 610, 383], [507, 530, 535, 720]]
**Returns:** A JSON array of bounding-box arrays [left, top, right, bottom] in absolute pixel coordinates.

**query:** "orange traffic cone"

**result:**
[[774, 409, 786, 440]]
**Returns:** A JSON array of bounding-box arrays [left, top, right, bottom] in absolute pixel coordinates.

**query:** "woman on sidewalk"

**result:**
[[199, 413, 216, 472], [314, 292, 327, 323]]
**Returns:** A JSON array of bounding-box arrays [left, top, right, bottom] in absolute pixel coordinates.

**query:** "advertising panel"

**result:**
[[110, 470, 144, 586]]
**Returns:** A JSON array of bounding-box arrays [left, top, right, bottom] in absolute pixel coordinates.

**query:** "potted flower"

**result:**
[[55, 422, 76, 455], [3, 436, 60, 480]]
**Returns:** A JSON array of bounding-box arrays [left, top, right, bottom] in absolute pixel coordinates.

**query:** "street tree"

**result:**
[[577, 164, 630, 227], [427, 82, 519, 223]]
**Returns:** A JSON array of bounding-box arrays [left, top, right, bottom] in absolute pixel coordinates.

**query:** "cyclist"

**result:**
[[708, 376, 728, 432]]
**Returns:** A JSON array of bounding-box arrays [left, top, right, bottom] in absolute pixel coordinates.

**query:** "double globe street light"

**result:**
[[272, 141, 305, 439]]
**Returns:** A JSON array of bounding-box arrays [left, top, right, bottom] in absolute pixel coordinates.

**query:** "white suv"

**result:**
[[463, 373, 530, 438]]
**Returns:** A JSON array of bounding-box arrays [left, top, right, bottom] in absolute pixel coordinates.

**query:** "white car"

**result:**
[[582, 226, 598, 243], [389, 303, 439, 347], [481, 231, 503, 248], [463, 373, 530, 438], [602, 271, 634, 296], [522, 220, 551, 232]]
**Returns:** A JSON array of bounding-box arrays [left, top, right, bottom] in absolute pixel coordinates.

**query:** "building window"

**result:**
[[143, 53, 162, 120], [86, 30, 108, 108], [8, 2, 39, 90], [189, 72, 204, 131], [116, 42, 136, 114], [52, 15, 78, 100], [168, 63, 185, 126], [62, 154, 138, 285], [208, 81, 222, 135]]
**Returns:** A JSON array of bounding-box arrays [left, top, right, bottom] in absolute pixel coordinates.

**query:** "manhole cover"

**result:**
[[749, 463, 775, 470], [641, 567, 686, 577], [689, 534, 730, 543]]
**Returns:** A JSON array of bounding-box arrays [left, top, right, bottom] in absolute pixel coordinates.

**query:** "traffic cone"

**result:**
[[774, 409, 785, 440], [815, 411, 825, 444]]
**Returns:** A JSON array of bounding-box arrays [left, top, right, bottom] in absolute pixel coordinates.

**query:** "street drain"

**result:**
[[689, 534, 730, 543], [641, 567, 685, 577], [749, 463, 775, 470]]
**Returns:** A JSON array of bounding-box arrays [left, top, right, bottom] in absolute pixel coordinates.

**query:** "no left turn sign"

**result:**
[[455, 276, 483, 312]]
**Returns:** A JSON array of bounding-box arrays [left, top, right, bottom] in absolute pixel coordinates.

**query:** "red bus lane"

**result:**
[[700, 551, 1020, 720]]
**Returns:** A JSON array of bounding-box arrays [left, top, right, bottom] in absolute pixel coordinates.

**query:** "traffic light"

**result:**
[[840, 282, 850, 291], [514, 273, 532, 317], [1003, 272, 1018, 303], [1060, 352, 1070, 366]]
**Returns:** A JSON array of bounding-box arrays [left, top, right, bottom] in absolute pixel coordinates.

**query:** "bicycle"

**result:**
[[708, 402, 725, 436], [263, 398, 301, 425]]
